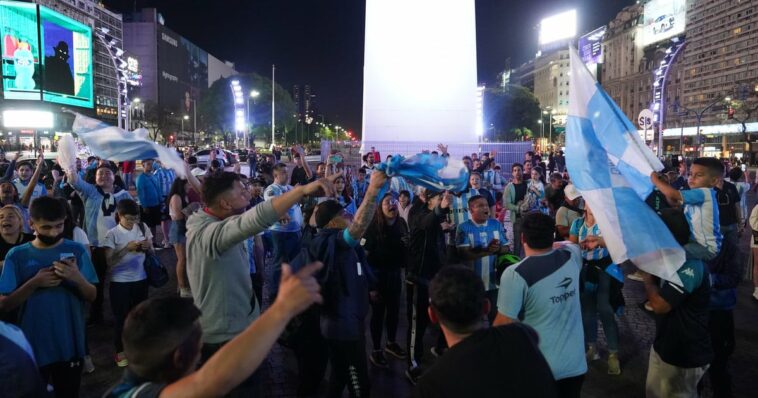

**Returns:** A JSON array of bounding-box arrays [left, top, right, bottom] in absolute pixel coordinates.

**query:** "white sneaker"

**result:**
[[83, 355, 95, 374], [752, 288, 758, 302], [627, 271, 644, 282], [179, 287, 192, 298], [586, 345, 600, 361]]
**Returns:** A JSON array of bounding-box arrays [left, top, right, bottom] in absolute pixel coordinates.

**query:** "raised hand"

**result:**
[[274, 262, 324, 316]]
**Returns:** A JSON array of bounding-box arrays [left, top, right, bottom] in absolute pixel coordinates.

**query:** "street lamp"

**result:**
[[246, 90, 260, 147], [94, 27, 129, 129], [679, 96, 731, 157], [180, 115, 189, 144]]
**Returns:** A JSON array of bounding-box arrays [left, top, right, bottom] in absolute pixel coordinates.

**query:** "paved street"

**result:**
[[80, 189, 758, 398]]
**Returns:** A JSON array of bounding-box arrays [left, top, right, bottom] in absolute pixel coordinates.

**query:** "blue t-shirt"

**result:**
[[13, 179, 47, 201], [263, 183, 303, 233], [681, 188, 722, 257], [0, 240, 98, 367], [497, 244, 587, 380], [456, 218, 507, 290]]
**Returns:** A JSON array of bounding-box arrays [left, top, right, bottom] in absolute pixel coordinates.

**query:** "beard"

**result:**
[[37, 233, 64, 246]]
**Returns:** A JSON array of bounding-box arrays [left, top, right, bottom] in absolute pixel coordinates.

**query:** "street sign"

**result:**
[[638, 109, 654, 129]]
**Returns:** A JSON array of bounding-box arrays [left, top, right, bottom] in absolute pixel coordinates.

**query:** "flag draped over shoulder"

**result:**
[[566, 47, 685, 285], [376, 153, 469, 193], [72, 113, 186, 178]]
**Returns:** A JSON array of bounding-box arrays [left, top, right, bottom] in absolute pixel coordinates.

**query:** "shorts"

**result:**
[[169, 219, 187, 245], [141, 205, 162, 228], [160, 200, 171, 221]]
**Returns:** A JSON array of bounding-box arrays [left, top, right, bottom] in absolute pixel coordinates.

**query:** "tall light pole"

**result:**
[[271, 65, 276, 149], [247, 90, 260, 147], [181, 115, 189, 145], [94, 27, 128, 129], [678, 95, 730, 157]]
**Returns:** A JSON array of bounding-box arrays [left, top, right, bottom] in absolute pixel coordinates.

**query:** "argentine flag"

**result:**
[[71, 113, 186, 178], [566, 47, 685, 285]]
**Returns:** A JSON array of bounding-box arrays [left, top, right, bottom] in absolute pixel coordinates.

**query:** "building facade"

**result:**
[[533, 49, 570, 126]]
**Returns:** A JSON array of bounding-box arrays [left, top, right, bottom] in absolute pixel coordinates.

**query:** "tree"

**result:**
[[140, 100, 176, 143], [484, 85, 541, 142], [198, 73, 297, 148]]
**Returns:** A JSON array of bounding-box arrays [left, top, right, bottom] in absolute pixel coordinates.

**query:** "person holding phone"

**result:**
[[102, 199, 154, 368], [455, 195, 509, 323], [0, 196, 97, 398]]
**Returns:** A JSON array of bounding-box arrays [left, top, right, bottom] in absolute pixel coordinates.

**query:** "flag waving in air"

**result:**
[[565, 47, 685, 285], [71, 113, 186, 178]]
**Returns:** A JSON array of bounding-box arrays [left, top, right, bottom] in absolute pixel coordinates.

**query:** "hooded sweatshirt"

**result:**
[[186, 200, 279, 344]]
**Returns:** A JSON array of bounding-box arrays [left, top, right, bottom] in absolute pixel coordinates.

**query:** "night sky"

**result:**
[[104, 0, 636, 134]]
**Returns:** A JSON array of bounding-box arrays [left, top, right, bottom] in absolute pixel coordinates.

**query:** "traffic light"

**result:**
[[727, 107, 735, 119]]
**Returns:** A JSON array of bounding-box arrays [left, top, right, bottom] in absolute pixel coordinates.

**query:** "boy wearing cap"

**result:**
[[555, 184, 583, 240]]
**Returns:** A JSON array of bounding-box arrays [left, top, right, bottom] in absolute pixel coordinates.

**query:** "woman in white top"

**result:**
[[102, 199, 154, 367], [527, 167, 546, 213], [397, 190, 412, 224], [726, 167, 750, 226]]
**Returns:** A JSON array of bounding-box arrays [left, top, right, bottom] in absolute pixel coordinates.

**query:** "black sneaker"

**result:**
[[369, 350, 388, 368], [384, 342, 408, 359], [406, 366, 423, 385]]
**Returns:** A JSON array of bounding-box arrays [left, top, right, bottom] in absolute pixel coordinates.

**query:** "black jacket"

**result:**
[[407, 201, 449, 285]]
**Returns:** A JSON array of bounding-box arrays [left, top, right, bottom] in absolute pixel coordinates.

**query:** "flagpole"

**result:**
[[272, 64, 276, 149]]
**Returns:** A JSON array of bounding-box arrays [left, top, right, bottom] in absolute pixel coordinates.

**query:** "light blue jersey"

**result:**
[[263, 183, 303, 233], [456, 219, 507, 290], [497, 244, 587, 380], [569, 218, 609, 261], [450, 188, 491, 226], [681, 188, 722, 258]]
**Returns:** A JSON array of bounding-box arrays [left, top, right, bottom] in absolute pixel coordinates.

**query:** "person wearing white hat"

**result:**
[[555, 184, 583, 240]]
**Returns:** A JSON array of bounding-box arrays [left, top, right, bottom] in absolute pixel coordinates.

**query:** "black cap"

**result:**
[[316, 200, 345, 228]]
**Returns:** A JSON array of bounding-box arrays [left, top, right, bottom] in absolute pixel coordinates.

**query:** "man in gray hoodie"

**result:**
[[186, 171, 334, 396]]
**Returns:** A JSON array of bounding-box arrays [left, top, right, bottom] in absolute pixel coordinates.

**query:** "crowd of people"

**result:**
[[0, 142, 752, 398]]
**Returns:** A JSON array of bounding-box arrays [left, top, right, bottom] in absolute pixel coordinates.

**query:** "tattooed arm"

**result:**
[[347, 170, 387, 241]]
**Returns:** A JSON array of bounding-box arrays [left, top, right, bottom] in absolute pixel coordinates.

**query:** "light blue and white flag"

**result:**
[[71, 113, 186, 178], [566, 47, 685, 285]]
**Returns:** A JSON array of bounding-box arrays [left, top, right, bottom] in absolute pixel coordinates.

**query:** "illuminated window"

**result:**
[[734, 27, 742, 34]]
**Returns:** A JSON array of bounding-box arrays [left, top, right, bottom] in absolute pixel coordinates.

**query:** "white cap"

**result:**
[[564, 183, 581, 201], [190, 167, 206, 177]]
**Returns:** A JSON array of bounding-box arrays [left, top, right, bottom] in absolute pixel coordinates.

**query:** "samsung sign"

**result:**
[[579, 27, 606, 65], [161, 32, 178, 47]]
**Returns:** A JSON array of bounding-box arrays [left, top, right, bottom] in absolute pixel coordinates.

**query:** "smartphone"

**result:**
[[330, 155, 343, 164]]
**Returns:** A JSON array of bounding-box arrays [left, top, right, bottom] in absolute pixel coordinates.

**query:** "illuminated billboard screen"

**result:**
[[157, 26, 207, 114], [0, 1, 93, 108], [539, 10, 577, 45], [579, 27, 606, 65], [643, 0, 686, 46]]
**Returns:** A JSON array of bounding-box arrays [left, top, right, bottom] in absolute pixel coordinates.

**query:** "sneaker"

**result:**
[[752, 288, 758, 302], [163, 241, 172, 249], [384, 342, 407, 359], [405, 366, 423, 385], [369, 350, 388, 368], [83, 355, 95, 374], [586, 345, 600, 362], [430, 346, 446, 358], [115, 352, 128, 368], [627, 271, 644, 282], [608, 352, 621, 375], [179, 287, 192, 298]]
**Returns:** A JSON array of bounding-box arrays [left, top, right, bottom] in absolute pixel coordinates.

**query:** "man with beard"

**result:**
[[0, 196, 97, 397], [185, 171, 334, 397]]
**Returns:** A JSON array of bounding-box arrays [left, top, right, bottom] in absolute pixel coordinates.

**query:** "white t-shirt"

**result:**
[[102, 223, 151, 283], [73, 227, 89, 247]]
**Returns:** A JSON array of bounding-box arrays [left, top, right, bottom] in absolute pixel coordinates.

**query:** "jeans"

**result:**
[[109, 279, 149, 352], [647, 348, 708, 398], [511, 213, 523, 257], [706, 310, 735, 397], [581, 269, 620, 352], [269, 230, 302, 296], [370, 270, 402, 350], [406, 281, 430, 369], [89, 247, 109, 322], [327, 338, 370, 398], [201, 340, 260, 397]]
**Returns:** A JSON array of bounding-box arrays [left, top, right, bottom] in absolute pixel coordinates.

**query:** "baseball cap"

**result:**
[[564, 183, 581, 201], [190, 167, 206, 177]]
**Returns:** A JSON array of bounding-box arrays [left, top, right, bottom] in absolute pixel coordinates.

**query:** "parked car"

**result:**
[[193, 149, 239, 169], [304, 150, 321, 163]]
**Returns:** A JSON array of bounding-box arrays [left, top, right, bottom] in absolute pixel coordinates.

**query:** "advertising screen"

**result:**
[[579, 27, 606, 65], [643, 0, 686, 46], [1, 1, 42, 100], [157, 26, 207, 114], [0, 1, 93, 108]]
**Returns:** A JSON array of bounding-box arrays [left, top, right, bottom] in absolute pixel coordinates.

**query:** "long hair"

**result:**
[[369, 193, 395, 244], [166, 178, 189, 209], [334, 175, 353, 205], [56, 197, 76, 240]]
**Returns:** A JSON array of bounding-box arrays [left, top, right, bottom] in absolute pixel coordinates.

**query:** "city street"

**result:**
[[80, 188, 758, 398]]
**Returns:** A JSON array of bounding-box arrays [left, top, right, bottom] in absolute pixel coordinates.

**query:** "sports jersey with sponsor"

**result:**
[[456, 218, 507, 290]]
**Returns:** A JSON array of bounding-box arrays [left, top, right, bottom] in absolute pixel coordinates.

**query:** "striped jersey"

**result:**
[[263, 183, 303, 232], [390, 176, 414, 201], [450, 188, 493, 226], [569, 218, 609, 261], [455, 218, 507, 290], [682, 188, 722, 257], [482, 169, 505, 195]]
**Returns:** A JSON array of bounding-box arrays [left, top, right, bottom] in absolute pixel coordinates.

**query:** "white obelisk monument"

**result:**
[[362, 0, 478, 155]]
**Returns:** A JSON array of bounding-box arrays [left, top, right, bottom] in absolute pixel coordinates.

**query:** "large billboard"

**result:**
[[0, 1, 93, 108], [157, 26, 207, 114], [643, 0, 686, 46], [579, 27, 606, 65]]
